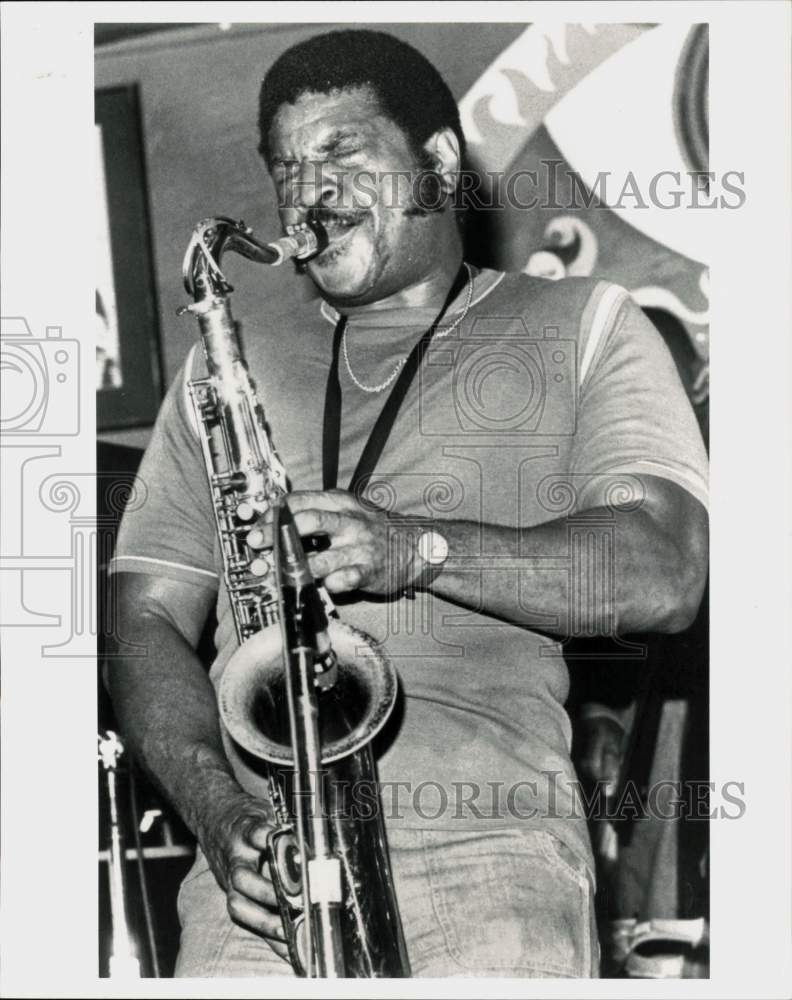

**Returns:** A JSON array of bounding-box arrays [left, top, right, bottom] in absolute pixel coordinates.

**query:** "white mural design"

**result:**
[[458, 23, 710, 372]]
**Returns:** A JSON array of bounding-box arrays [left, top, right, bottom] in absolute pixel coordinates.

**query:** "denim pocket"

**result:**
[[421, 827, 593, 977], [537, 830, 592, 888]]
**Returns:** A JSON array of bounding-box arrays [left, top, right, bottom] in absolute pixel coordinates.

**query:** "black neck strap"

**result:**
[[322, 264, 469, 495]]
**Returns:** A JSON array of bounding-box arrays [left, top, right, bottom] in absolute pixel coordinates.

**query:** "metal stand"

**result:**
[[98, 731, 141, 979]]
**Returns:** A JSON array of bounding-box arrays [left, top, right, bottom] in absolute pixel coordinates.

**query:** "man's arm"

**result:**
[[430, 474, 708, 635], [249, 473, 708, 637], [107, 572, 288, 957]]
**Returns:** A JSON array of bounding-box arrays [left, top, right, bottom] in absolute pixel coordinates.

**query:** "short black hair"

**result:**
[[257, 29, 465, 164]]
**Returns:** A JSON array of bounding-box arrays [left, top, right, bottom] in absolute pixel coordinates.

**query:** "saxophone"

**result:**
[[179, 217, 410, 978]]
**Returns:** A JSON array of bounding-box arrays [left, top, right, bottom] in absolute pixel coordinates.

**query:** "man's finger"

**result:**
[[265, 938, 292, 963], [285, 490, 355, 514], [255, 491, 353, 523], [243, 820, 275, 852], [323, 565, 364, 593], [247, 507, 348, 550], [293, 507, 347, 539], [230, 864, 278, 909], [226, 890, 286, 941], [306, 545, 362, 581]]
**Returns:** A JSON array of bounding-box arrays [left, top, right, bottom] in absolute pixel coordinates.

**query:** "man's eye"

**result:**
[[332, 147, 362, 160]]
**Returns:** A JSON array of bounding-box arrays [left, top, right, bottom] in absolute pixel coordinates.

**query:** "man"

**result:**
[[108, 29, 708, 978]]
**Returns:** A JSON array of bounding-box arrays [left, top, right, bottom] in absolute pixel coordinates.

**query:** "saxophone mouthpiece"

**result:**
[[265, 220, 328, 266]]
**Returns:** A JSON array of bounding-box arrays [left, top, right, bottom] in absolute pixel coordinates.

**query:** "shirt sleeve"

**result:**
[[110, 347, 220, 590], [569, 282, 709, 512]]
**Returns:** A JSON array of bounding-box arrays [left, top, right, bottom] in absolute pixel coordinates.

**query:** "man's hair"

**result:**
[[257, 29, 466, 164]]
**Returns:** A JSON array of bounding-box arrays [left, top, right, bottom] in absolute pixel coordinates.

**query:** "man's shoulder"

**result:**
[[493, 271, 609, 311], [474, 271, 623, 339]]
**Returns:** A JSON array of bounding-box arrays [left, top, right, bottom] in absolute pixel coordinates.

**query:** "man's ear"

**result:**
[[423, 127, 461, 193]]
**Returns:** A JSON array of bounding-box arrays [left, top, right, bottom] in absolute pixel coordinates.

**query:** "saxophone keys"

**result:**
[[246, 527, 265, 547], [236, 500, 255, 521], [269, 827, 302, 900], [249, 555, 271, 577], [267, 827, 310, 976]]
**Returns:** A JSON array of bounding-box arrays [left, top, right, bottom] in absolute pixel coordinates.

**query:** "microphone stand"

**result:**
[[98, 732, 142, 979]]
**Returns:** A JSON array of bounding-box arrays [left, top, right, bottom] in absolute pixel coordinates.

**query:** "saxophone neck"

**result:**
[[181, 216, 328, 301], [181, 217, 265, 300]]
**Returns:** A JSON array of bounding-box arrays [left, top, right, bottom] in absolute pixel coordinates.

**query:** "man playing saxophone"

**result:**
[[108, 29, 708, 977]]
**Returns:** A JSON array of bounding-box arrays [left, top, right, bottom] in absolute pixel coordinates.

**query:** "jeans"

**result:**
[[174, 826, 599, 978]]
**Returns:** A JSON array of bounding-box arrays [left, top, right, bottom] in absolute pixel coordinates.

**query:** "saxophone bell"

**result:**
[[218, 617, 398, 766]]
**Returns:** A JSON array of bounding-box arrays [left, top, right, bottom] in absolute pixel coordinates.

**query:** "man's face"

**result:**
[[267, 86, 444, 305]]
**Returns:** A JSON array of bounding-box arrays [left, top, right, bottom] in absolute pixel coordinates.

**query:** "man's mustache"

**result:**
[[301, 181, 449, 231], [307, 207, 369, 226]]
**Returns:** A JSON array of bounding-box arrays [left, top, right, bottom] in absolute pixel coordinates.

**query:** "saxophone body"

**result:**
[[180, 217, 410, 978]]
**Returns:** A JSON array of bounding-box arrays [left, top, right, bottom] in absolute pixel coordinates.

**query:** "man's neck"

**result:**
[[327, 226, 465, 317], [352, 258, 464, 316]]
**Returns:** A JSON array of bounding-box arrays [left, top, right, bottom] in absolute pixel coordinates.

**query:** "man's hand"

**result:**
[[578, 715, 627, 798], [247, 489, 425, 596], [246, 475, 707, 635], [197, 791, 289, 961]]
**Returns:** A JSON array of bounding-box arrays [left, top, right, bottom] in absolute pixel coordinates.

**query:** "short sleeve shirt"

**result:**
[[113, 269, 708, 868]]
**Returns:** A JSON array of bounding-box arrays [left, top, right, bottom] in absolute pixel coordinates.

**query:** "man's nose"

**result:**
[[292, 160, 337, 210]]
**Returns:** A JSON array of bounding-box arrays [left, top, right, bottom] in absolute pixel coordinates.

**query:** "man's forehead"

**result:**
[[270, 85, 391, 143]]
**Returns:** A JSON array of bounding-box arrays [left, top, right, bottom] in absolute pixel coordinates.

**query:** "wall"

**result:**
[[95, 22, 524, 448]]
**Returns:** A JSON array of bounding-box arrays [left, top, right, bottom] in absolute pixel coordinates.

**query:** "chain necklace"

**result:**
[[342, 263, 474, 394]]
